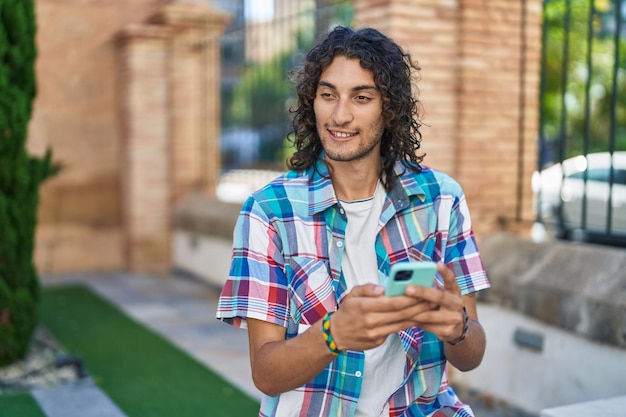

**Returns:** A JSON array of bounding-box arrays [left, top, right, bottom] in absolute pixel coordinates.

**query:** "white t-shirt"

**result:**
[[341, 182, 406, 417]]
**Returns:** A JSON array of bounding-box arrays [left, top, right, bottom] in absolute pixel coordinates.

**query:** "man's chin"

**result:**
[[324, 146, 379, 163], [325, 151, 361, 163]]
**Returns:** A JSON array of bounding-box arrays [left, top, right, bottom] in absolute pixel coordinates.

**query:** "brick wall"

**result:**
[[116, 3, 229, 274], [31, 0, 542, 275], [31, 0, 169, 274], [31, 0, 229, 275], [150, 3, 229, 200], [354, 0, 542, 237], [354, 0, 462, 173], [117, 25, 172, 274], [456, 0, 542, 237]]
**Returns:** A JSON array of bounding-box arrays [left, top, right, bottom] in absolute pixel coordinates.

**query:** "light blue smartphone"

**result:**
[[385, 261, 438, 296]]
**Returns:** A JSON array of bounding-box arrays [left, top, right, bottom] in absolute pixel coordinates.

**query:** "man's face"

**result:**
[[313, 56, 384, 163]]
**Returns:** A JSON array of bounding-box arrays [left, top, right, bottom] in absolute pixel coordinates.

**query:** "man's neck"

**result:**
[[326, 157, 382, 202]]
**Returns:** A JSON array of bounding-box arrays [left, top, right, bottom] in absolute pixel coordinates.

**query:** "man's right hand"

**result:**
[[247, 283, 434, 396], [330, 283, 435, 351]]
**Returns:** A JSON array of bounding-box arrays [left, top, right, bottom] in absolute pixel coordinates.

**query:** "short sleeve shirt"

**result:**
[[216, 158, 490, 417]]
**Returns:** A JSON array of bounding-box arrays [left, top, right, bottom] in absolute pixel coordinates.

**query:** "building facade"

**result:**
[[30, 0, 542, 275]]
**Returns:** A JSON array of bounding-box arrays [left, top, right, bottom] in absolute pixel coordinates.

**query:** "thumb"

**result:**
[[347, 283, 385, 298], [438, 262, 460, 294]]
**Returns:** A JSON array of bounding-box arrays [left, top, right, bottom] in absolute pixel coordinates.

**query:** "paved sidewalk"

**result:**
[[32, 383, 128, 417], [37, 271, 261, 416]]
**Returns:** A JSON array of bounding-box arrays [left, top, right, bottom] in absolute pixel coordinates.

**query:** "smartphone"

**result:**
[[385, 261, 437, 296]]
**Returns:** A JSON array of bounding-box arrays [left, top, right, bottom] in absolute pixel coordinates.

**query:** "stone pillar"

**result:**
[[116, 2, 230, 275], [353, 0, 542, 237], [117, 25, 173, 274], [454, 0, 542, 235], [354, 0, 461, 174], [151, 2, 231, 200]]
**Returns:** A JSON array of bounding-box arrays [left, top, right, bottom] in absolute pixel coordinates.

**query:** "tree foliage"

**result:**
[[0, 0, 56, 366], [541, 0, 626, 164], [222, 1, 354, 169]]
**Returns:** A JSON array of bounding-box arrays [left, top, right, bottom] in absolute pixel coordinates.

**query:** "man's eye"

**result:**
[[355, 96, 372, 102]]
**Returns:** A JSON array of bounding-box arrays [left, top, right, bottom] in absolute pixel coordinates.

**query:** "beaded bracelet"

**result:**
[[321, 312, 341, 356], [447, 306, 469, 346]]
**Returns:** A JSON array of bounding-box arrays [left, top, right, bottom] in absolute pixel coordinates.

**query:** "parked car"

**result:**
[[532, 151, 626, 243]]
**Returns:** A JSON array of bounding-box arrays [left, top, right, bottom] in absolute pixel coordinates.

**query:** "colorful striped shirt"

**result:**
[[216, 158, 490, 417]]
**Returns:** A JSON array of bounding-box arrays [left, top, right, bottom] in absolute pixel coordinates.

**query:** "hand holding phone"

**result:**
[[385, 261, 437, 296]]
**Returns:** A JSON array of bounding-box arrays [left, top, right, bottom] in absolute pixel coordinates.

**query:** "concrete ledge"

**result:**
[[172, 231, 233, 288], [173, 192, 626, 349], [479, 232, 626, 348], [540, 395, 626, 417], [173, 193, 241, 241]]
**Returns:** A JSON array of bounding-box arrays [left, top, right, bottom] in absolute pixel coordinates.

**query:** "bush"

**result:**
[[0, 0, 56, 366]]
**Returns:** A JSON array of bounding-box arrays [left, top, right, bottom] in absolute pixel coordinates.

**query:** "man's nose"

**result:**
[[332, 99, 354, 125]]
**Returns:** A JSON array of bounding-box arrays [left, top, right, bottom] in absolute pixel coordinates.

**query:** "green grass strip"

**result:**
[[0, 392, 47, 417], [40, 285, 260, 417]]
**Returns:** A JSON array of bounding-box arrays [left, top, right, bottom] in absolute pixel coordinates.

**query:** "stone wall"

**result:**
[[455, 232, 626, 414], [479, 232, 626, 348]]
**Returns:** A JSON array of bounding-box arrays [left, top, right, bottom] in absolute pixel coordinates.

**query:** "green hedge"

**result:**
[[0, 0, 56, 366]]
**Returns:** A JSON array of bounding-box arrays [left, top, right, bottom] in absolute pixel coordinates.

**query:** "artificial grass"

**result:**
[[0, 392, 47, 417], [40, 285, 260, 417]]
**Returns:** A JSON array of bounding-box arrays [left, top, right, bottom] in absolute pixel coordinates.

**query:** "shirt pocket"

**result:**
[[406, 231, 442, 262], [286, 256, 337, 326], [405, 236, 442, 288]]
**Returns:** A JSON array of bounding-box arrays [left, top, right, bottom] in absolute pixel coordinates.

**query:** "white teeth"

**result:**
[[332, 131, 355, 138]]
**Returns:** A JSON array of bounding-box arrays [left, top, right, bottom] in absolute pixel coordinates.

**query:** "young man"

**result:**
[[217, 26, 490, 417]]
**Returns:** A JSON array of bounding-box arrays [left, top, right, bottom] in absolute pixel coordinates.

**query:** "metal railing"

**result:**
[[218, 0, 354, 172], [536, 0, 625, 245]]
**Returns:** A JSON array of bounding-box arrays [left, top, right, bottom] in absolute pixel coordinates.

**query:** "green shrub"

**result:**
[[0, 0, 56, 366]]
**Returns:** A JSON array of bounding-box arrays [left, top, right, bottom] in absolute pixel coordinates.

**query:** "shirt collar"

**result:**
[[390, 162, 427, 210], [307, 155, 427, 216], [307, 156, 337, 216]]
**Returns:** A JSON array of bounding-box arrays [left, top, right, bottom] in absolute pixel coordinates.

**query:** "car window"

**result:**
[[568, 169, 609, 182], [568, 168, 626, 185]]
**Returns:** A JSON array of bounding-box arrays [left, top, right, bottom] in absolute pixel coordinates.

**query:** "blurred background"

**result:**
[[16, 0, 626, 415]]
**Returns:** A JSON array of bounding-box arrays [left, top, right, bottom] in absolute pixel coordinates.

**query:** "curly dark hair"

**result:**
[[287, 26, 424, 191]]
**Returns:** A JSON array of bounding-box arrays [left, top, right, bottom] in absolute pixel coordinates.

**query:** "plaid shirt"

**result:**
[[217, 158, 490, 417]]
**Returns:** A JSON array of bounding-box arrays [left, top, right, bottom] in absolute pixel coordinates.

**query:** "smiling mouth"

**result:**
[[329, 130, 357, 139]]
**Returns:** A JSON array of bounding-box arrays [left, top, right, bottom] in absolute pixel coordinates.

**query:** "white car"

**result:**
[[532, 151, 626, 242]]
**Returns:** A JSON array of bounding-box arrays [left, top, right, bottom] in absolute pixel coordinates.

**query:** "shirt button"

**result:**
[[336, 241, 343, 248], [355, 371, 362, 377]]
